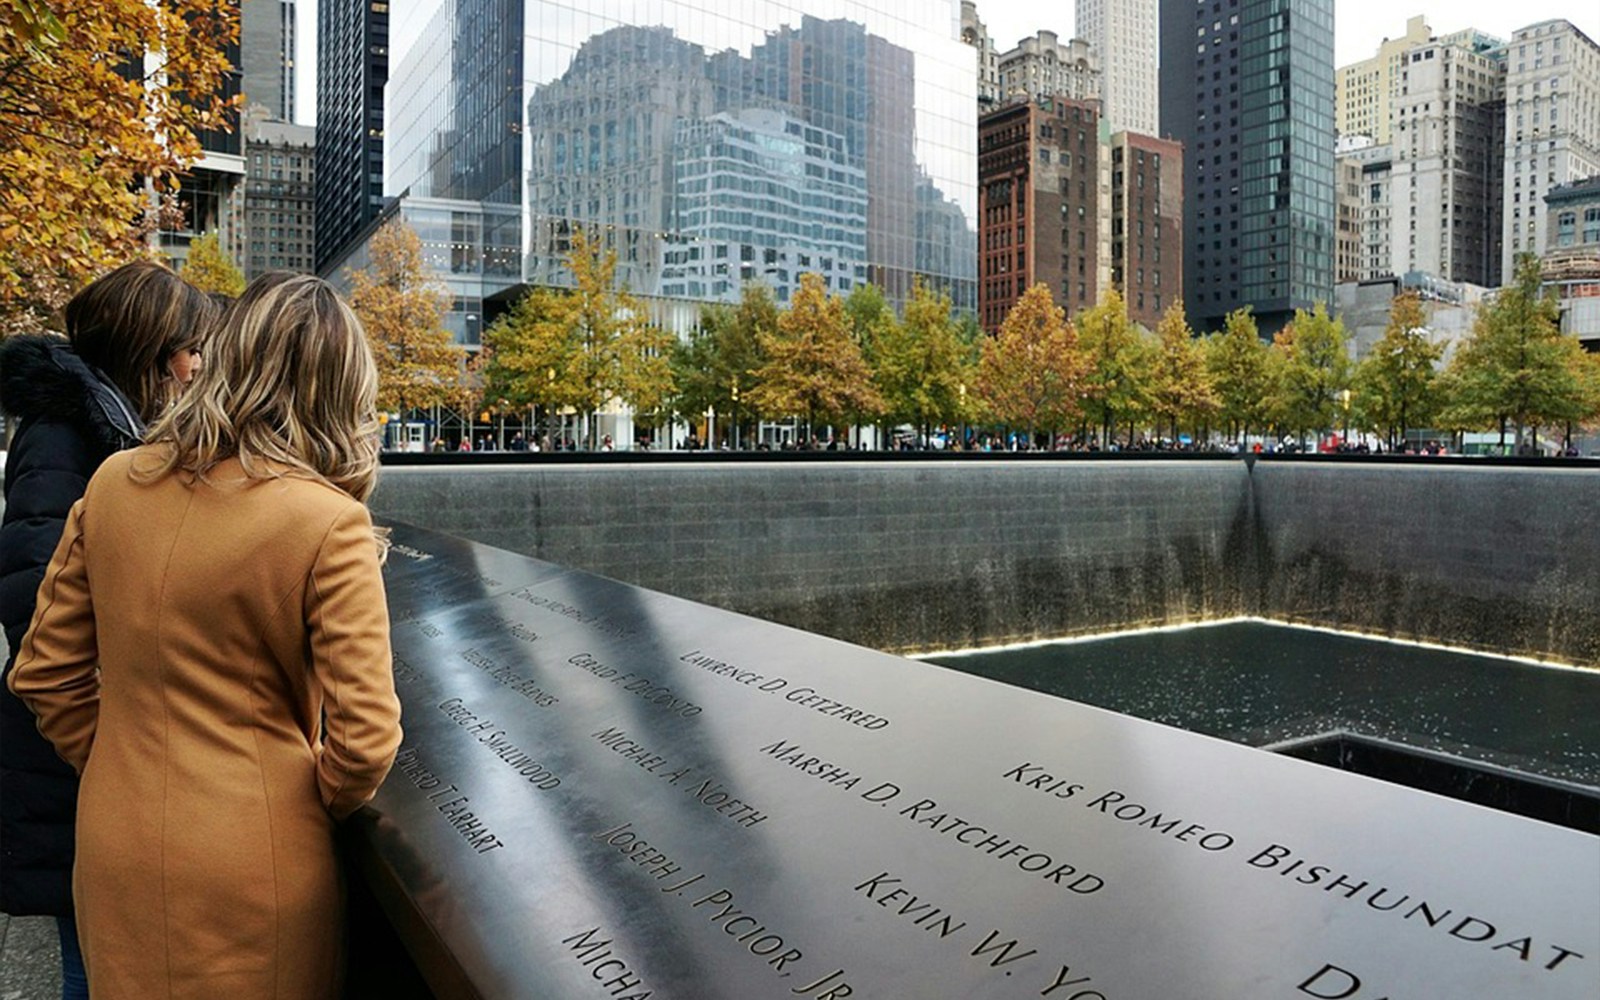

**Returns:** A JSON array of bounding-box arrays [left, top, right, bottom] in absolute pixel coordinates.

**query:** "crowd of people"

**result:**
[[0, 263, 403, 999]]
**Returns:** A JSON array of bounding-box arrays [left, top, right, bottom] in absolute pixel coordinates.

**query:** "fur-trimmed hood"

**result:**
[[0, 334, 144, 451]]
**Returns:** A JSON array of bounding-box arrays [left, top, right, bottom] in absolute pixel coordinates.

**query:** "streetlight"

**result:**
[[958, 383, 967, 450], [729, 375, 740, 451], [1339, 388, 1351, 451]]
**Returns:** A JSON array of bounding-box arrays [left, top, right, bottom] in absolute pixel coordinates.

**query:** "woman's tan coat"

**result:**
[[8, 449, 403, 999]]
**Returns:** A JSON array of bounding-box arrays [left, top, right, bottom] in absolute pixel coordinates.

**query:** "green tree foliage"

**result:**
[[1077, 289, 1156, 446], [487, 226, 674, 445], [844, 282, 894, 359], [975, 283, 1087, 439], [347, 219, 462, 427], [1205, 306, 1272, 443], [482, 285, 578, 412], [871, 278, 969, 440], [1352, 291, 1442, 449], [1148, 303, 1218, 443], [668, 283, 776, 445], [1442, 255, 1582, 451], [748, 273, 883, 441], [181, 231, 245, 297], [1272, 302, 1351, 444]]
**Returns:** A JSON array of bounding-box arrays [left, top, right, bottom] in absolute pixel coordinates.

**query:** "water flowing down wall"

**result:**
[[369, 456, 1600, 665]]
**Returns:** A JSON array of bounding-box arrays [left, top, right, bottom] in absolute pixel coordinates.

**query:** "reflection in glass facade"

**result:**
[[386, 0, 976, 332]]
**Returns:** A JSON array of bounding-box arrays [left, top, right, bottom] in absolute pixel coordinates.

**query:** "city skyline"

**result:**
[[294, 2, 1600, 126]]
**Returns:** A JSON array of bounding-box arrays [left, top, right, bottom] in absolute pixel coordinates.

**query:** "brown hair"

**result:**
[[137, 272, 383, 506], [65, 260, 218, 422]]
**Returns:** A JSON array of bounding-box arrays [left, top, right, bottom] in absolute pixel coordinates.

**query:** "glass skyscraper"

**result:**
[[1160, 0, 1335, 333], [315, 0, 389, 274], [382, 0, 977, 338]]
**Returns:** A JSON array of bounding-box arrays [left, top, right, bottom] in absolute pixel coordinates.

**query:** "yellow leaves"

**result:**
[[1, 0, 239, 328], [346, 219, 463, 412]]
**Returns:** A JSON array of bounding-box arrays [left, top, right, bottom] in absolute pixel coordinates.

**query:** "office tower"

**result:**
[[1109, 131, 1183, 328], [960, 1, 1001, 109], [1389, 38, 1506, 286], [162, 19, 245, 271], [977, 97, 1102, 332], [1546, 177, 1600, 251], [1075, 0, 1158, 134], [243, 113, 316, 278], [996, 31, 1100, 106], [241, 0, 296, 120], [1501, 20, 1600, 280], [1335, 150, 1364, 282], [1159, 0, 1336, 334], [1336, 16, 1432, 143], [314, 0, 388, 274]]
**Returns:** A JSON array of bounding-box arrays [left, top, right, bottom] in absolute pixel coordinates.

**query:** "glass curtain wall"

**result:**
[[518, 0, 977, 311]]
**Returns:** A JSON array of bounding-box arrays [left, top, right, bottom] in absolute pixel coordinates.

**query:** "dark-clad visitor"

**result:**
[[0, 260, 216, 1000], [8, 273, 403, 999]]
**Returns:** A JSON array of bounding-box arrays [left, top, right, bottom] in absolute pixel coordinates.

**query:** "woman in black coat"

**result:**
[[0, 260, 215, 998]]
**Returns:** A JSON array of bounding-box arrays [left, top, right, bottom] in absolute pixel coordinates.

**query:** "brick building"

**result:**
[[978, 97, 1103, 333]]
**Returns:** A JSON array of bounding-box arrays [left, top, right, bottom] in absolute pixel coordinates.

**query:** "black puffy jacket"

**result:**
[[0, 334, 143, 916]]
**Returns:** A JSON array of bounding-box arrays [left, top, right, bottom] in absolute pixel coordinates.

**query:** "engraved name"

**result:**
[[758, 739, 862, 790], [511, 590, 636, 639], [437, 698, 562, 788], [460, 647, 559, 707], [393, 747, 503, 854]]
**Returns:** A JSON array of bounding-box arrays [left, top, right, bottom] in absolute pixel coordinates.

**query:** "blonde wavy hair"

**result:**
[[137, 272, 383, 506]]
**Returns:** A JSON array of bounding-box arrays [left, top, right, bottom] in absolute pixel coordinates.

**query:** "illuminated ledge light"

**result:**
[[917, 615, 1592, 672], [913, 615, 1254, 659]]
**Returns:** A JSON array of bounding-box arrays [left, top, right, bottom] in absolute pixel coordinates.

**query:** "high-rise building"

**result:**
[[314, 0, 388, 274], [368, 0, 976, 342], [996, 31, 1100, 107], [241, 0, 296, 120], [1075, 0, 1158, 135], [1335, 146, 1366, 283], [977, 97, 1103, 332], [1344, 140, 1395, 282], [959, 1, 1001, 109], [1160, 0, 1336, 333], [1336, 16, 1433, 144], [1109, 131, 1183, 328], [243, 113, 315, 278], [1388, 38, 1506, 286], [1501, 20, 1600, 280], [162, 22, 245, 272]]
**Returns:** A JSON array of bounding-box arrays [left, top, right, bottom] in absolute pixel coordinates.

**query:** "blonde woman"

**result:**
[[9, 273, 403, 999]]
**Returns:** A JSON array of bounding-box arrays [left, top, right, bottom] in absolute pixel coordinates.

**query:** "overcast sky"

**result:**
[[293, 2, 1600, 126]]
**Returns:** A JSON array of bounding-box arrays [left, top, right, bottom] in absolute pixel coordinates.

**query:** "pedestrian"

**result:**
[[0, 260, 217, 1000], [8, 273, 403, 1000]]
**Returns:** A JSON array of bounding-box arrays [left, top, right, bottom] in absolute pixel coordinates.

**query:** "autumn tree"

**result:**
[[181, 231, 245, 297], [871, 279, 968, 444], [1353, 291, 1442, 450], [668, 283, 774, 446], [1205, 306, 1272, 443], [1148, 303, 1218, 445], [975, 284, 1087, 441], [1442, 254, 1581, 452], [561, 227, 674, 443], [2, 0, 239, 331], [747, 272, 883, 443], [1077, 288, 1156, 446], [347, 219, 462, 443], [1272, 302, 1351, 446]]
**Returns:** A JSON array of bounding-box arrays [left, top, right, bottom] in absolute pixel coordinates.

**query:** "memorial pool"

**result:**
[[924, 621, 1600, 813]]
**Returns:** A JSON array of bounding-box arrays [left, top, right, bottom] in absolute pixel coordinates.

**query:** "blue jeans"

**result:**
[[56, 917, 87, 1000]]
